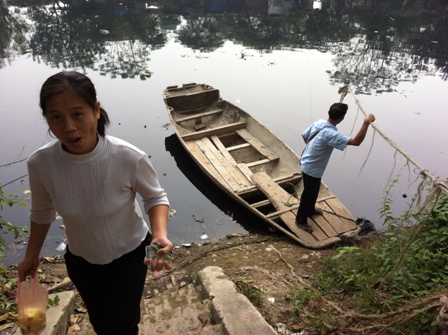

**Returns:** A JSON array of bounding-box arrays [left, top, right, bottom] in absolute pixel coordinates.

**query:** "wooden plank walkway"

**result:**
[[250, 171, 357, 247]]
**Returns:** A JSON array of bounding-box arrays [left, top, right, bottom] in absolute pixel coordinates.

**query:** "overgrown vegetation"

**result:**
[[1, 169, 29, 318], [291, 183, 448, 334], [235, 276, 263, 307], [0, 188, 28, 261]]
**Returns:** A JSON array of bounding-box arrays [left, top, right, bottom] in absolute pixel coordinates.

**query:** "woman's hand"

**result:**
[[146, 205, 173, 271], [18, 256, 40, 282], [18, 222, 51, 281], [144, 237, 173, 272]]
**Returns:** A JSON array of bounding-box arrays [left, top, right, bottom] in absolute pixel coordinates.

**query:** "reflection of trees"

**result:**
[[177, 14, 225, 51], [206, 4, 446, 94], [406, 9, 448, 80], [28, 6, 105, 70], [224, 14, 304, 51], [185, 4, 446, 93], [27, 5, 166, 79], [3, 0, 447, 90], [0, 3, 29, 69], [226, 9, 356, 51], [327, 7, 448, 93], [93, 11, 166, 78]]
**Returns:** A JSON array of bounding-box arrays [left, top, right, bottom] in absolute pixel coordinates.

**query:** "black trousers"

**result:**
[[295, 172, 321, 225], [64, 236, 150, 335]]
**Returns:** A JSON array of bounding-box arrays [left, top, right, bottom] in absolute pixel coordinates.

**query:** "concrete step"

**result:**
[[14, 266, 277, 335], [199, 266, 277, 335], [140, 266, 277, 335], [140, 283, 223, 335]]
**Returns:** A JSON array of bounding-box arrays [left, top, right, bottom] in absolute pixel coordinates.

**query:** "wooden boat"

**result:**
[[163, 83, 360, 249]]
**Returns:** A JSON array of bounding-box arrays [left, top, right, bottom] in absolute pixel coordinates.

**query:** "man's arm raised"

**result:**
[[348, 114, 375, 146]]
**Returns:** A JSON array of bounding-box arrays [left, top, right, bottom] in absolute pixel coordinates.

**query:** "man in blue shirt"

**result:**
[[296, 103, 375, 233]]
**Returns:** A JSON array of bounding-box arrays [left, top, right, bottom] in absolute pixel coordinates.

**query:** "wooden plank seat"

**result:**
[[171, 106, 207, 114], [235, 129, 279, 161], [227, 143, 251, 152], [174, 108, 223, 123], [181, 122, 247, 141], [246, 159, 271, 168]]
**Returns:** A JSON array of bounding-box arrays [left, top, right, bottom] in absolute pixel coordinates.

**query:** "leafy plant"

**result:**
[[292, 287, 316, 309], [48, 295, 60, 308], [292, 180, 448, 334], [0, 187, 28, 263], [234, 278, 263, 306], [331, 246, 359, 260], [1, 166, 30, 317], [379, 177, 402, 229]]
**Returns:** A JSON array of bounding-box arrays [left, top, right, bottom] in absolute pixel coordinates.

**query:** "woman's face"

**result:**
[[45, 91, 100, 155]]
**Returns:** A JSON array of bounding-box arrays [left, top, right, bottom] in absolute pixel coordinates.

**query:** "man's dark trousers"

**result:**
[[295, 172, 321, 225]]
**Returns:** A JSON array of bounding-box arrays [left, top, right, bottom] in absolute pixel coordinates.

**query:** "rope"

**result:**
[[438, 296, 448, 335], [338, 85, 448, 201]]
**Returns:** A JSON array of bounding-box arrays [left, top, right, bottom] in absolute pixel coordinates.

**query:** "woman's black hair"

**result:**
[[39, 71, 110, 137], [328, 103, 348, 120]]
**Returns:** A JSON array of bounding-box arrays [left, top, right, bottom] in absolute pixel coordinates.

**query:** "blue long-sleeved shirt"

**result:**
[[300, 120, 349, 178]]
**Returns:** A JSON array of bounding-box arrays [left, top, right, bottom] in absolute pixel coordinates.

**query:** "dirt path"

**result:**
[[2, 231, 378, 334]]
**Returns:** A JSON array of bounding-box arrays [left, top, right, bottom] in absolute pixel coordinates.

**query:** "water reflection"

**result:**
[[0, 3, 29, 67], [1, 0, 447, 92]]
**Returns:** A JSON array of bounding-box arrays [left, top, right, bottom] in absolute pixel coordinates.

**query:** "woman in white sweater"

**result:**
[[18, 71, 173, 335]]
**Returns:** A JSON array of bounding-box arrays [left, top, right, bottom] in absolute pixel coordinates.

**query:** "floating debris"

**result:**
[[192, 214, 205, 223], [200, 233, 208, 240], [141, 68, 153, 77], [99, 29, 110, 35], [168, 209, 177, 218], [55, 239, 67, 252]]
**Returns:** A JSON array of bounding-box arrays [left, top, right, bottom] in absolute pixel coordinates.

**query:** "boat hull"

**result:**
[[163, 83, 359, 248]]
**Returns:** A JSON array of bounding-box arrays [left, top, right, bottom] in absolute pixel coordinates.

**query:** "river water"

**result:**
[[1, 0, 447, 265]]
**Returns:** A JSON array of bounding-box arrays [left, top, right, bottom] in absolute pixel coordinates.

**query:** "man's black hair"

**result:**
[[328, 103, 348, 120]]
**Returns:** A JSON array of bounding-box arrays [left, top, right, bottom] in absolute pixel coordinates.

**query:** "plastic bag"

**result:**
[[17, 275, 48, 335]]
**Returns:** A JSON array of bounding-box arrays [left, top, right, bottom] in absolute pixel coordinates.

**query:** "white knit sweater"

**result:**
[[27, 135, 169, 264]]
